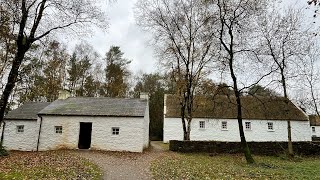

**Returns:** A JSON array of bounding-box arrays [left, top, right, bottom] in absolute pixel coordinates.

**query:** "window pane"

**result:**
[[55, 126, 62, 134], [245, 122, 251, 130], [112, 127, 120, 135], [267, 122, 273, 130], [17, 125, 24, 133], [222, 122, 227, 129], [199, 121, 205, 129]]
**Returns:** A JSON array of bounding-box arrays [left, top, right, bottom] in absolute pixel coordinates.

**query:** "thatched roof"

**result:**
[[309, 115, 320, 126], [165, 95, 308, 121]]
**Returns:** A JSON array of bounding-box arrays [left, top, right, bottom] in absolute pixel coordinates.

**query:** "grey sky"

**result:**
[[84, 0, 156, 74], [66, 0, 315, 75]]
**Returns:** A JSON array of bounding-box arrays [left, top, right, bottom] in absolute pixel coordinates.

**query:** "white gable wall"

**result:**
[[143, 104, 150, 148], [0, 120, 39, 151], [163, 118, 312, 143], [311, 126, 320, 137], [38, 116, 146, 152]]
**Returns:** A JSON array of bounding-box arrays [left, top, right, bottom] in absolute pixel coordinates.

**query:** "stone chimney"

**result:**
[[58, 90, 71, 100], [139, 92, 149, 100]]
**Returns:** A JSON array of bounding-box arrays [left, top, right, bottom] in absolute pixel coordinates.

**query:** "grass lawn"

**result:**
[[0, 150, 102, 179], [151, 153, 320, 179]]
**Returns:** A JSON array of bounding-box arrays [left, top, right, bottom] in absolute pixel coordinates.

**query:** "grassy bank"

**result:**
[[151, 153, 320, 179]]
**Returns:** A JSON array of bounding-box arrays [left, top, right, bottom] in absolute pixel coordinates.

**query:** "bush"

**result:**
[[0, 144, 8, 156]]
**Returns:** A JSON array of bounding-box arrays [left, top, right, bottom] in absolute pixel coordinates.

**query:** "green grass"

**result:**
[[151, 153, 320, 179], [0, 150, 102, 180]]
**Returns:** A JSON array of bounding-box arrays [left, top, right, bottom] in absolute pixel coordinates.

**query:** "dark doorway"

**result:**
[[78, 122, 92, 149]]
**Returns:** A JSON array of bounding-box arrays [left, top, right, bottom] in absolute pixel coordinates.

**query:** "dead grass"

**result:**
[[0, 150, 102, 180]]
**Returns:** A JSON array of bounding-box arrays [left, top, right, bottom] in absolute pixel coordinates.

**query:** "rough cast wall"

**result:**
[[38, 116, 145, 152], [0, 120, 39, 151], [163, 118, 312, 143], [143, 103, 150, 148], [311, 126, 320, 137]]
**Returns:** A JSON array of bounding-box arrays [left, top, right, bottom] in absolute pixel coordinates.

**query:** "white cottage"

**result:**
[[0, 94, 149, 152], [163, 94, 311, 143], [309, 115, 320, 139]]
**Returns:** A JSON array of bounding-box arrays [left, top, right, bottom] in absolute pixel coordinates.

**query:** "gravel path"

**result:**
[[76, 141, 170, 180]]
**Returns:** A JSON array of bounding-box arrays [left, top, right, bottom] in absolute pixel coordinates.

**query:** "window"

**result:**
[[221, 121, 227, 130], [112, 127, 120, 135], [312, 127, 316, 133], [199, 121, 205, 129], [245, 122, 251, 130], [55, 126, 62, 134], [267, 122, 274, 131], [17, 125, 24, 133]]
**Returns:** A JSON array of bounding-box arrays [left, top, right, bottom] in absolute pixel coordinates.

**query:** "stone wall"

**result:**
[[170, 140, 320, 155]]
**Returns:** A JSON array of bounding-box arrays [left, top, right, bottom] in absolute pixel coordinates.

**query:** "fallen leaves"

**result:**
[[0, 150, 102, 180]]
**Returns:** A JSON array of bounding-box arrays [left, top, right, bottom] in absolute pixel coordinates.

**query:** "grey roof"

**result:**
[[4, 102, 51, 120], [38, 97, 148, 117]]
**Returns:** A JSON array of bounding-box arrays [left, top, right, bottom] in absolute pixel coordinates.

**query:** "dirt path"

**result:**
[[76, 141, 170, 180]]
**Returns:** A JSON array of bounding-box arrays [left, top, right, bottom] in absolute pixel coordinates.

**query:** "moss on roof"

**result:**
[[165, 95, 308, 121]]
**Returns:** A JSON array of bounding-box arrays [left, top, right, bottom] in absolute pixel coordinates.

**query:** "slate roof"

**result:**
[[165, 95, 308, 121], [4, 102, 51, 120], [38, 97, 148, 117], [309, 115, 320, 126]]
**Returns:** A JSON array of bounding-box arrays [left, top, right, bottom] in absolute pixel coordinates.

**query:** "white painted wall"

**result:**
[[311, 126, 320, 137], [163, 118, 312, 143], [0, 120, 39, 151], [38, 116, 146, 152], [143, 103, 150, 148]]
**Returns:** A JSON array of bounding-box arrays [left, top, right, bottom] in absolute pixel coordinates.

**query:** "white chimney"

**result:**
[[58, 90, 71, 100], [140, 92, 149, 100]]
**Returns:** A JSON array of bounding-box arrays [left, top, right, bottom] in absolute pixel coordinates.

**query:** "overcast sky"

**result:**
[[64, 0, 316, 75]]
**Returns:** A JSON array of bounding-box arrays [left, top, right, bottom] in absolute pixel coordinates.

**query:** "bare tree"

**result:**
[[0, 0, 107, 123], [214, 0, 268, 164], [136, 0, 218, 140], [296, 43, 320, 116], [257, 7, 310, 157]]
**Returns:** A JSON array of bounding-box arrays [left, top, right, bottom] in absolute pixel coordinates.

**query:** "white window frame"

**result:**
[[312, 126, 316, 133], [267, 122, 274, 131], [55, 126, 63, 134], [17, 125, 24, 133], [199, 121, 205, 129], [221, 121, 228, 130], [245, 122, 251, 130], [112, 127, 120, 135]]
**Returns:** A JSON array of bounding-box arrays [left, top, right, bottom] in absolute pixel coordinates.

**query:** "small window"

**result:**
[[112, 127, 120, 135], [199, 121, 205, 129], [55, 126, 62, 134], [245, 122, 251, 130], [17, 125, 24, 133], [267, 122, 274, 131], [312, 127, 316, 133], [221, 121, 227, 130]]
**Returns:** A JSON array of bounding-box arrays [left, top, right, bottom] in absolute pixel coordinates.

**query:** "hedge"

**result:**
[[169, 140, 320, 156]]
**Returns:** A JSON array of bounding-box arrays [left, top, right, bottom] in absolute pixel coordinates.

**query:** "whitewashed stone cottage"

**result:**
[[163, 94, 311, 143], [0, 93, 150, 152], [309, 115, 320, 139]]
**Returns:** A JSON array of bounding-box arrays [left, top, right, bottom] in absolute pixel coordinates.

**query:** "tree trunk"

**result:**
[[281, 71, 294, 157], [0, 47, 28, 123], [229, 57, 255, 164]]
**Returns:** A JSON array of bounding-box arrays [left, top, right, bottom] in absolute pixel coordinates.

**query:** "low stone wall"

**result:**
[[169, 140, 320, 156]]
